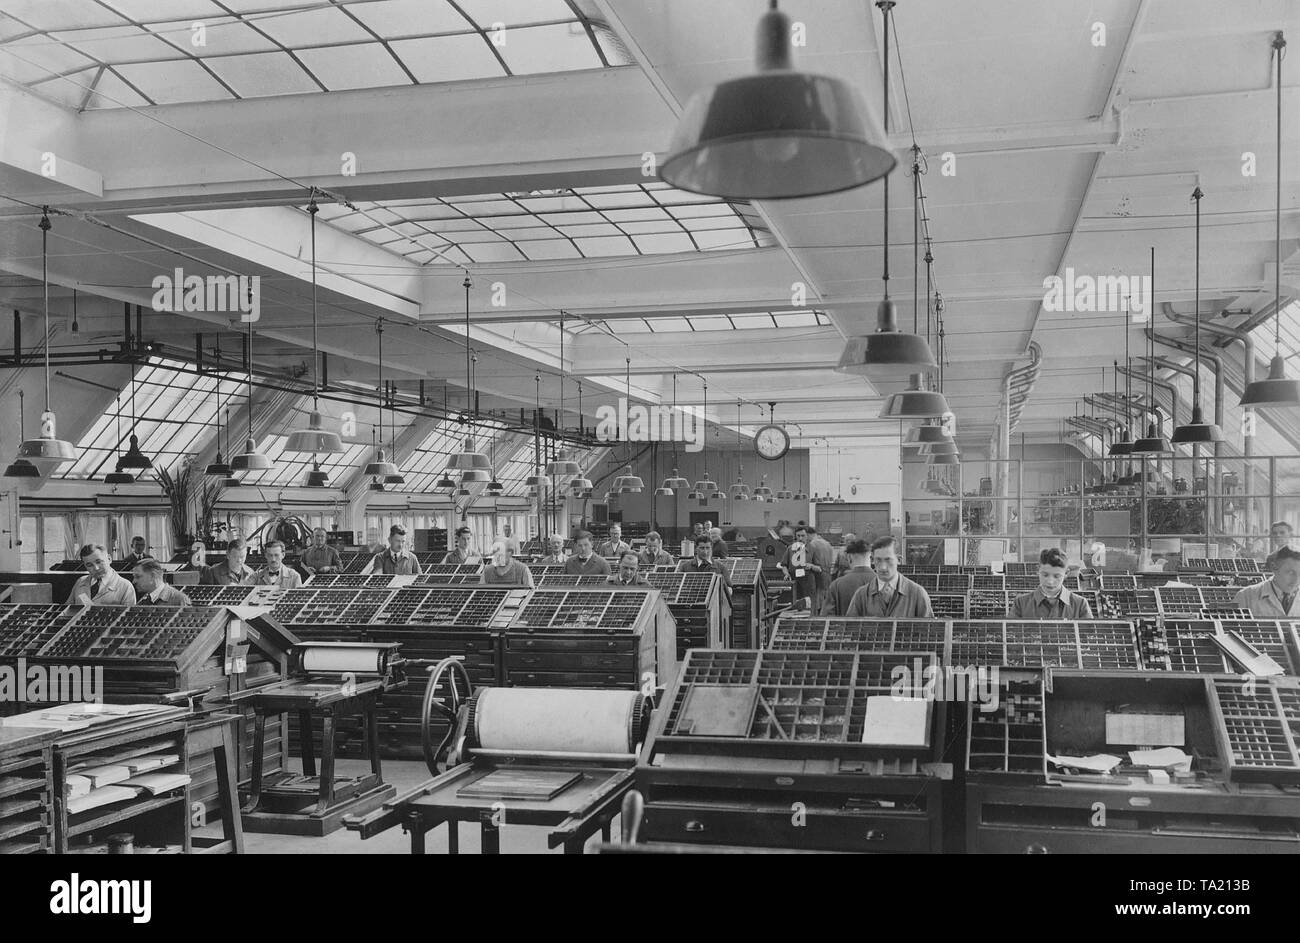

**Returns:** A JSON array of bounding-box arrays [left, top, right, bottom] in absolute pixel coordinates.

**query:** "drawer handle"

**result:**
[[864, 830, 885, 842], [684, 820, 706, 833]]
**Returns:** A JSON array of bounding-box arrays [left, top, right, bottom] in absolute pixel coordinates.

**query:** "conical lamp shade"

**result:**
[[220, 475, 241, 488], [304, 463, 329, 487], [448, 438, 491, 472], [1131, 423, 1172, 454], [116, 433, 153, 470], [103, 467, 134, 484], [836, 300, 938, 380], [777, 487, 793, 499], [904, 424, 951, 445], [370, 478, 386, 492], [545, 448, 581, 477], [1108, 429, 1132, 456], [205, 452, 232, 477], [384, 472, 406, 485], [660, 5, 894, 200], [230, 437, 272, 471], [617, 466, 643, 492], [487, 479, 504, 494], [5, 458, 43, 479], [686, 489, 702, 499], [655, 486, 674, 496], [1171, 405, 1224, 444], [570, 476, 592, 493], [754, 479, 773, 498], [460, 468, 492, 483], [436, 471, 456, 489], [363, 448, 398, 478], [1239, 355, 1300, 407], [794, 491, 808, 500], [284, 410, 344, 454], [880, 377, 950, 419], [663, 468, 689, 489], [694, 472, 719, 494], [928, 452, 959, 466]]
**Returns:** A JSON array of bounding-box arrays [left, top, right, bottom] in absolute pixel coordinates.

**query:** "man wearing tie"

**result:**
[[845, 536, 933, 618], [121, 535, 149, 569], [66, 544, 137, 607], [367, 524, 424, 575], [539, 534, 568, 566], [596, 524, 631, 559], [564, 531, 611, 576], [608, 551, 650, 586], [1234, 546, 1300, 617], [132, 558, 190, 606], [253, 540, 303, 589]]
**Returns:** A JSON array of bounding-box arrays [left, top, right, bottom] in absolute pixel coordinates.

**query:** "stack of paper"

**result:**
[[66, 785, 141, 815], [121, 773, 190, 796]]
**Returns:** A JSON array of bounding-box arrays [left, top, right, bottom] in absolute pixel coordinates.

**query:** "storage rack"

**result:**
[[968, 671, 1300, 852], [503, 587, 676, 690], [910, 573, 973, 594], [642, 571, 727, 659], [930, 594, 968, 619], [718, 557, 767, 648], [1142, 619, 1300, 674], [949, 620, 1140, 670], [0, 603, 293, 819], [412, 565, 485, 585], [303, 573, 397, 588], [0, 727, 57, 854], [636, 648, 947, 852]]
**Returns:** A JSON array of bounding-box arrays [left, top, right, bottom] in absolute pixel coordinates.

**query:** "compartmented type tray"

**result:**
[[949, 621, 1139, 669], [664, 649, 938, 747], [768, 618, 948, 659], [1209, 677, 1300, 784], [32, 606, 226, 661], [966, 674, 1046, 777], [0, 606, 76, 658], [509, 589, 653, 632], [929, 594, 967, 619]]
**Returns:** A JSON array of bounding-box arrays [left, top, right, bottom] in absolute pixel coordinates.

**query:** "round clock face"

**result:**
[[754, 424, 790, 461]]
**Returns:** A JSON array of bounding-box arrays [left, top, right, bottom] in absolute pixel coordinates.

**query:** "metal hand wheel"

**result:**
[[421, 656, 472, 776]]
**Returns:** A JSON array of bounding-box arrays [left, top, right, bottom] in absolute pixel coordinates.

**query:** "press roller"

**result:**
[[463, 688, 651, 762], [345, 658, 651, 853]]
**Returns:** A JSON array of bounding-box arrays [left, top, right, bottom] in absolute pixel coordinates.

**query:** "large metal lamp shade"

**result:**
[[880, 375, 950, 419], [284, 410, 344, 454], [661, 4, 894, 201], [1239, 355, 1300, 407]]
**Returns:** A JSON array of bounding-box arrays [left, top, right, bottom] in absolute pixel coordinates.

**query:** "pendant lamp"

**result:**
[[94, 386, 132, 484], [1240, 32, 1300, 408], [928, 451, 959, 466], [117, 362, 153, 471], [17, 209, 76, 463], [1131, 249, 1173, 454], [364, 321, 399, 478], [1172, 188, 1224, 443], [486, 436, 504, 495], [661, 0, 894, 200], [284, 194, 344, 454], [231, 283, 272, 472], [1108, 306, 1133, 455], [837, 39, 936, 379], [5, 392, 43, 481], [304, 460, 329, 487], [880, 375, 949, 418]]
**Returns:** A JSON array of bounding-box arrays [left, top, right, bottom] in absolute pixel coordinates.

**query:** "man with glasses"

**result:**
[[845, 536, 933, 618]]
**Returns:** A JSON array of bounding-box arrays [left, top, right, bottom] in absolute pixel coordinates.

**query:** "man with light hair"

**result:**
[[638, 531, 674, 567], [540, 534, 568, 565], [708, 526, 729, 558], [596, 523, 631, 559], [301, 526, 343, 576], [480, 539, 534, 586]]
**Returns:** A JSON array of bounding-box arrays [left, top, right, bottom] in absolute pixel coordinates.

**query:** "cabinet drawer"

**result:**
[[642, 801, 935, 853], [505, 652, 635, 672], [505, 635, 637, 653]]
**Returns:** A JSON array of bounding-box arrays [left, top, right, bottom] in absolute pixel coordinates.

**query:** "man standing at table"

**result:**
[[540, 534, 568, 565], [821, 539, 873, 616], [66, 544, 137, 607], [133, 558, 190, 606], [638, 531, 674, 567], [301, 527, 343, 576], [1235, 546, 1300, 617], [253, 540, 303, 589], [609, 551, 650, 586], [366, 524, 423, 575], [845, 536, 933, 618], [443, 526, 479, 565], [1008, 547, 1093, 619], [200, 538, 255, 586], [596, 523, 631, 559], [565, 531, 611, 576]]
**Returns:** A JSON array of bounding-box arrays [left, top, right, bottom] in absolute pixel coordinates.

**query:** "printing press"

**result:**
[[227, 640, 406, 835], [346, 657, 650, 853]]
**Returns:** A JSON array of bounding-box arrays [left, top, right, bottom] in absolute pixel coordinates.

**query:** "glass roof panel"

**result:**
[[115, 59, 235, 105], [687, 315, 735, 332], [518, 241, 582, 260], [295, 43, 415, 91], [1, 0, 620, 108], [56, 357, 246, 480], [631, 233, 695, 254]]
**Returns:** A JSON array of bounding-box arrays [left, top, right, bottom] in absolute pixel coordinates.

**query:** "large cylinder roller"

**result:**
[[465, 688, 652, 761]]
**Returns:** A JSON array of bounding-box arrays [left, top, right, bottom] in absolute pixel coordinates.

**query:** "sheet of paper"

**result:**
[[66, 785, 142, 815], [77, 764, 133, 789], [1047, 753, 1123, 773], [121, 773, 191, 795], [1128, 747, 1193, 772], [861, 696, 929, 747]]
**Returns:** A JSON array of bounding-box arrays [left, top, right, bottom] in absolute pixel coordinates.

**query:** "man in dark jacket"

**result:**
[[845, 536, 933, 618], [821, 539, 873, 616]]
